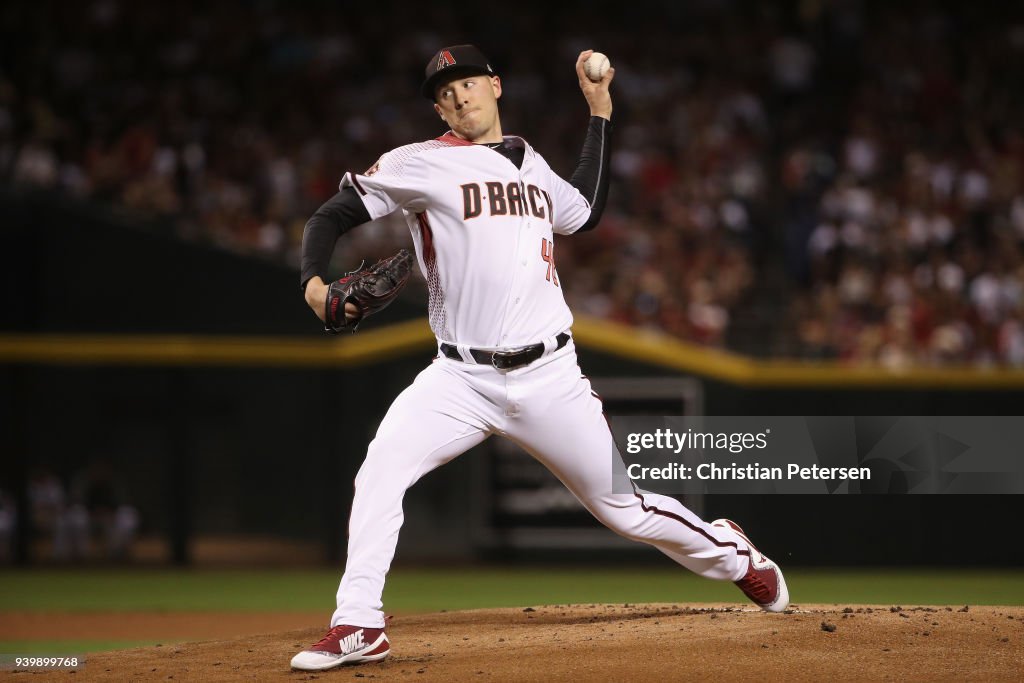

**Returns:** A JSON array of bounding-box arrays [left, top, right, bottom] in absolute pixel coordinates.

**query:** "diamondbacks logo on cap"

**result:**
[[437, 50, 456, 70]]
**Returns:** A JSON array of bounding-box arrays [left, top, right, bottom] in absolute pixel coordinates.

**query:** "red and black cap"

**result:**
[[421, 44, 496, 100]]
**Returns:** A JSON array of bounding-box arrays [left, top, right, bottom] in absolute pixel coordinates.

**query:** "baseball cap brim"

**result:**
[[421, 65, 494, 100]]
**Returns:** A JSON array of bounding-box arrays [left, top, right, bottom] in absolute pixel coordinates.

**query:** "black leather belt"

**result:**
[[440, 332, 571, 370]]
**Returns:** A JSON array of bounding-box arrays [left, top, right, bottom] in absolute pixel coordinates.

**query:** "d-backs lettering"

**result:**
[[461, 182, 553, 223]]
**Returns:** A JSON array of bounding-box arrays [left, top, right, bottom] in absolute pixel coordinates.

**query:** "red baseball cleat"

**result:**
[[712, 518, 790, 613], [290, 623, 390, 671]]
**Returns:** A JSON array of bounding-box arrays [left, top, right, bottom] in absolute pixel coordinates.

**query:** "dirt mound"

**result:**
[[9, 604, 1023, 682]]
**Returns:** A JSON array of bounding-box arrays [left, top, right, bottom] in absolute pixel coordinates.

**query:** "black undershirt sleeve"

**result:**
[[569, 116, 613, 232], [299, 187, 372, 290]]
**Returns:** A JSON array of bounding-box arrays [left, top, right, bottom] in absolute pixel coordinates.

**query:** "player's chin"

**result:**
[[454, 122, 485, 140]]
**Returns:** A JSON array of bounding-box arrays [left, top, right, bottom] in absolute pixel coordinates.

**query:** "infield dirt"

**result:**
[[3, 603, 1022, 682]]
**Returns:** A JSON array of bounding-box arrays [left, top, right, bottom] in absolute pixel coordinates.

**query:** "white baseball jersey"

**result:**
[[340, 133, 592, 349], [308, 127, 767, 638]]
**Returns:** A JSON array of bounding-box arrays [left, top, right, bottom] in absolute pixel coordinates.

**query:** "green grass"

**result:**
[[0, 567, 1021, 612], [0, 569, 337, 611]]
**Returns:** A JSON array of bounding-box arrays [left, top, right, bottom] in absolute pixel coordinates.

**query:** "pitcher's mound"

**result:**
[[48, 603, 1024, 681]]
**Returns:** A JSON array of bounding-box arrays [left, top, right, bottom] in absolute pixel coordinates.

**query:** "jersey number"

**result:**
[[541, 238, 559, 287]]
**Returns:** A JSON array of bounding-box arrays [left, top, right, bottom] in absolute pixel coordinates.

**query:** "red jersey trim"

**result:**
[[436, 132, 475, 147], [347, 172, 368, 195]]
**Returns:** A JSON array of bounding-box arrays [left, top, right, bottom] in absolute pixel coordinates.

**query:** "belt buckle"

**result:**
[[491, 345, 531, 370]]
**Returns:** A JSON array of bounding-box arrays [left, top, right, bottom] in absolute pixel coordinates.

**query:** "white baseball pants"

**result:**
[[332, 341, 753, 628]]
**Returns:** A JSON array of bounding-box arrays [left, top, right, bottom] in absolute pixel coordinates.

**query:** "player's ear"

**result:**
[[491, 75, 502, 100], [433, 102, 446, 122]]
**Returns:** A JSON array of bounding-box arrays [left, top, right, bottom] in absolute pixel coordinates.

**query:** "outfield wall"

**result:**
[[4, 337, 1022, 568]]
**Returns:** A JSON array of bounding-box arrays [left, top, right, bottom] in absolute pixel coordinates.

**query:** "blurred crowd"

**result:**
[[2, 1, 1023, 365], [0, 460, 139, 563], [775, 5, 1024, 366]]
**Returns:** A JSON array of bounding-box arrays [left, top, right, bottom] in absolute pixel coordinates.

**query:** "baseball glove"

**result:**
[[324, 249, 415, 333]]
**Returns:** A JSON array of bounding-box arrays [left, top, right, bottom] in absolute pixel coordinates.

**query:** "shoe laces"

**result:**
[[313, 625, 350, 649]]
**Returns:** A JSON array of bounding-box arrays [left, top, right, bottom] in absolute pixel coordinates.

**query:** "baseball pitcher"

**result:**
[[291, 45, 789, 671]]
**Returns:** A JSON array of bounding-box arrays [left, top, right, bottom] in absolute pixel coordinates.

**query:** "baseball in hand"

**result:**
[[584, 52, 610, 82]]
